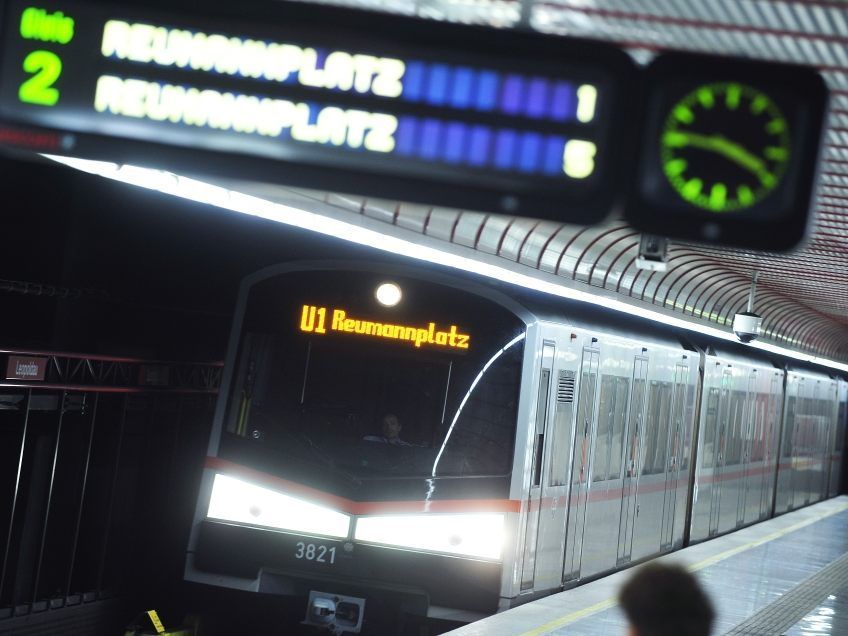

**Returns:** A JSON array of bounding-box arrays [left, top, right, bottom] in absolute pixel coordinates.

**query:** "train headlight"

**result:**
[[354, 513, 504, 560], [207, 473, 350, 539]]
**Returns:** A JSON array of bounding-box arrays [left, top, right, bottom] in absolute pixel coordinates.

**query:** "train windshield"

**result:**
[[219, 269, 526, 492]]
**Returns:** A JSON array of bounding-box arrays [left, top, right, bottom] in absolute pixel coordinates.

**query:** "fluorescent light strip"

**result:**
[[42, 155, 848, 374]]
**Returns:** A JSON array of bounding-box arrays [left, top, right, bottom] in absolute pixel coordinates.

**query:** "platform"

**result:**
[[448, 496, 848, 635]]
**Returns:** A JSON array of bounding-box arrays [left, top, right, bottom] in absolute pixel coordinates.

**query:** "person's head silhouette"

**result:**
[[618, 562, 714, 636]]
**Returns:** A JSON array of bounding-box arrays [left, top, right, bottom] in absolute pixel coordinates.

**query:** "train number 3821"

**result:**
[[294, 542, 336, 564]]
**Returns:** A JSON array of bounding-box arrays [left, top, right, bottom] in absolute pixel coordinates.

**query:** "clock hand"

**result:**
[[664, 131, 776, 187]]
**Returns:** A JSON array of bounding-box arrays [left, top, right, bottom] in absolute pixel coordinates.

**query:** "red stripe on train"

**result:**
[[206, 455, 839, 516]]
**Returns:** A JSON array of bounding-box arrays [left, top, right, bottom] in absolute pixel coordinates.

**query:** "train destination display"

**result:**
[[299, 304, 471, 351], [0, 1, 634, 221]]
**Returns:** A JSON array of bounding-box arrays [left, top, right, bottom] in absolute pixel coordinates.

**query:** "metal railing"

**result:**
[[0, 349, 220, 627]]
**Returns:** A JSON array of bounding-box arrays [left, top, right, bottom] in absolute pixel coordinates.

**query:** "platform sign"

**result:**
[[6, 355, 47, 380], [0, 1, 636, 222]]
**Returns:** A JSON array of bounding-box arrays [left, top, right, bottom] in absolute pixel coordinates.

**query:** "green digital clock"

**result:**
[[660, 83, 791, 213]]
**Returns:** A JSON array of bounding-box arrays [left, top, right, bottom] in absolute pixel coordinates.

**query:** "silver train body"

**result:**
[[185, 263, 847, 627]]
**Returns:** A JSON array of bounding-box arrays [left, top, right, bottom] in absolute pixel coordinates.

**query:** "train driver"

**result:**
[[363, 413, 412, 446]]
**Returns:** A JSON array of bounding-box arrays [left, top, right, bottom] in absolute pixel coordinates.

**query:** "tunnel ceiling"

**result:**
[[251, 0, 848, 361]]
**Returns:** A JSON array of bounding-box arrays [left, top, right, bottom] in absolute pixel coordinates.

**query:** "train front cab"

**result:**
[[184, 264, 536, 628]]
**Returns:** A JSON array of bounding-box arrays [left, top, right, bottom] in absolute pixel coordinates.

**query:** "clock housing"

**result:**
[[627, 53, 827, 251]]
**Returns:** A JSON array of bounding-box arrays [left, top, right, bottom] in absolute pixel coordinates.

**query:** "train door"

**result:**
[[809, 386, 822, 503], [824, 386, 837, 500], [777, 376, 799, 514], [815, 385, 830, 501], [760, 373, 782, 519], [808, 383, 821, 503], [708, 368, 732, 537], [616, 357, 648, 566], [822, 385, 836, 501], [562, 347, 599, 583], [801, 384, 817, 507], [519, 342, 555, 592], [829, 382, 847, 498], [660, 363, 689, 551], [790, 378, 807, 509], [736, 371, 757, 527]]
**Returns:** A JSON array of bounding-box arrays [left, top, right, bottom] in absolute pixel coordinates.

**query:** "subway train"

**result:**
[[185, 261, 847, 633]]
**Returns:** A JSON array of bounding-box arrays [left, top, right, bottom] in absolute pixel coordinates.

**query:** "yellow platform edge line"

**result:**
[[519, 502, 848, 636]]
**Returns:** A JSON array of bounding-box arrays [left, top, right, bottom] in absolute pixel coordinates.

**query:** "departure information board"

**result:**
[[0, 1, 635, 221]]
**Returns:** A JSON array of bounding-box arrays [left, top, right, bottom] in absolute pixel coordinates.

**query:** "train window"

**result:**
[[701, 388, 720, 468], [823, 401, 830, 450], [531, 368, 551, 488], [555, 368, 596, 487], [810, 399, 818, 453], [751, 393, 768, 462], [655, 383, 673, 474], [766, 392, 778, 460], [643, 381, 672, 475], [642, 383, 658, 475], [608, 378, 630, 480], [762, 393, 771, 461], [434, 344, 524, 476], [594, 375, 630, 482], [226, 332, 523, 479], [804, 399, 811, 453], [668, 380, 686, 470], [726, 391, 746, 465], [625, 377, 647, 478], [593, 376, 615, 482], [547, 390, 575, 487], [783, 396, 796, 458], [813, 399, 822, 452], [678, 383, 695, 472]]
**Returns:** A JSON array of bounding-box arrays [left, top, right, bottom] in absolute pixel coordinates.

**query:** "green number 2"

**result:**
[[19, 50, 62, 106]]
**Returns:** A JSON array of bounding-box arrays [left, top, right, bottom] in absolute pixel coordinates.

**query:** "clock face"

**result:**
[[660, 83, 791, 213]]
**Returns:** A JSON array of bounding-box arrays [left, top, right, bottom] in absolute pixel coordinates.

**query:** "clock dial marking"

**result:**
[[710, 183, 727, 209], [674, 105, 695, 124], [726, 84, 741, 110], [667, 158, 687, 176], [767, 119, 786, 135], [683, 178, 703, 199], [751, 95, 768, 115]]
